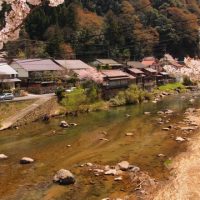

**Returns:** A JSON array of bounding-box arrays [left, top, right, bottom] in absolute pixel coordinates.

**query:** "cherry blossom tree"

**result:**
[[0, 0, 64, 49], [163, 54, 200, 82]]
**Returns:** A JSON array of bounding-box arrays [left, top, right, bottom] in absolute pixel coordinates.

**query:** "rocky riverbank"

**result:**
[[150, 107, 200, 200]]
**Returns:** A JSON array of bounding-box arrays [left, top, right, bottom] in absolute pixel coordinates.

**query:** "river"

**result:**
[[0, 92, 200, 200]]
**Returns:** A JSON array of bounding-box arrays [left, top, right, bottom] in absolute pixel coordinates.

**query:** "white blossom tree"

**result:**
[[0, 0, 64, 49]]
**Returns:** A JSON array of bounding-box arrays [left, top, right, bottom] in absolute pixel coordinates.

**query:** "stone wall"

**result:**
[[13, 97, 59, 127]]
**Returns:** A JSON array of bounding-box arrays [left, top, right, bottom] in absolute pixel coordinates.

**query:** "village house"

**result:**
[[125, 68, 145, 88], [93, 59, 123, 69], [101, 70, 135, 89], [126, 61, 146, 69], [125, 61, 158, 90], [142, 57, 163, 72], [101, 69, 135, 99], [0, 63, 20, 91], [54, 60, 103, 84], [10, 59, 64, 94], [142, 68, 158, 90]]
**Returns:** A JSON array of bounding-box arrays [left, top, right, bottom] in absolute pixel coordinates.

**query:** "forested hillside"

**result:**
[[3, 0, 200, 60]]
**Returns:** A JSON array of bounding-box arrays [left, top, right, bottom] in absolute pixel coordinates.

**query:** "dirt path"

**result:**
[[152, 110, 200, 200], [0, 96, 52, 131]]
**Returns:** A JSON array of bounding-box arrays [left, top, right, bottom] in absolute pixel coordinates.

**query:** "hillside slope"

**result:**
[[3, 0, 200, 60]]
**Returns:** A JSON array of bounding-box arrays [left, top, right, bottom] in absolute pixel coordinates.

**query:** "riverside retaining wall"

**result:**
[[13, 97, 59, 127]]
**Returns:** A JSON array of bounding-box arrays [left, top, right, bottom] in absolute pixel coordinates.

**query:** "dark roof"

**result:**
[[13, 59, 63, 72], [127, 61, 146, 69], [128, 68, 144, 74], [96, 59, 122, 66], [143, 68, 157, 73], [101, 69, 135, 79]]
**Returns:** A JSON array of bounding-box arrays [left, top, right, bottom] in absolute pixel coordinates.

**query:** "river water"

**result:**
[[0, 93, 200, 200]]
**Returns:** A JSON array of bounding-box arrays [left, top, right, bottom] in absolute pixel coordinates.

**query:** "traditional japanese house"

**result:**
[[142, 68, 158, 90], [142, 57, 163, 72], [93, 59, 123, 69], [0, 63, 20, 91], [126, 68, 145, 88], [101, 69, 135, 99], [10, 59, 64, 93], [101, 70, 135, 89]]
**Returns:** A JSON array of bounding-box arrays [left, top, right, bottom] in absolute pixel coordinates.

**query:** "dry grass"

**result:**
[[0, 100, 36, 123]]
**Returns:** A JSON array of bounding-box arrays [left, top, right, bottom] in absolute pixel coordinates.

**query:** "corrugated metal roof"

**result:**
[[96, 59, 122, 66], [55, 60, 92, 70], [127, 61, 146, 69], [14, 59, 63, 72], [0, 63, 18, 75]]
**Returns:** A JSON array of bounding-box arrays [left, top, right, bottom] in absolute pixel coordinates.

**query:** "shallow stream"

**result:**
[[0, 93, 200, 200]]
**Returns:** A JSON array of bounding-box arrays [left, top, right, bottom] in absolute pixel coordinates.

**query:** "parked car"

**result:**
[[0, 93, 14, 101]]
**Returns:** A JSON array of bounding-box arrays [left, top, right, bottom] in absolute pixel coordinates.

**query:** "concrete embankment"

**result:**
[[0, 96, 59, 131]]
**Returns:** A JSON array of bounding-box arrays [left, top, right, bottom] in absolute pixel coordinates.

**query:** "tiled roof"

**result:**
[[127, 61, 146, 69], [142, 60, 155, 66], [143, 57, 155, 61], [96, 59, 122, 66], [128, 68, 144, 74], [14, 59, 63, 72], [101, 70, 130, 77], [0, 63, 18, 75], [55, 60, 92, 70], [144, 68, 157, 73]]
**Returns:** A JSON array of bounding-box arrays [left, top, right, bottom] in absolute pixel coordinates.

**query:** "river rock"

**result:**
[[114, 176, 123, 181], [157, 111, 164, 115], [104, 165, 110, 171], [162, 127, 170, 131], [104, 169, 117, 175], [129, 165, 140, 173], [144, 112, 151, 115], [181, 126, 197, 131], [69, 123, 78, 127], [20, 157, 34, 164], [53, 169, 75, 185], [94, 169, 104, 173], [165, 109, 173, 114], [0, 154, 8, 160], [117, 161, 129, 171], [175, 137, 185, 142], [99, 138, 109, 141], [86, 163, 93, 167], [125, 133, 134, 136], [189, 99, 195, 103], [60, 121, 69, 128], [157, 154, 165, 157]]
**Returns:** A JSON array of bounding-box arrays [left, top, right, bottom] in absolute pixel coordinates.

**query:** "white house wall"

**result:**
[[10, 62, 28, 78]]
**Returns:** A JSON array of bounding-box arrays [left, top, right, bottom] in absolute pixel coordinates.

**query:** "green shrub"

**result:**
[[61, 88, 87, 111], [55, 86, 65, 101], [110, 84, 151, 106]]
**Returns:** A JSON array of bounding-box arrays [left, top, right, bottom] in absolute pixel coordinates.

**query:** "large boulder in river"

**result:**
[[53, 169, 75, 185], [0, 154, 8, 160], [20, 157, 34, 164], [117, 161, 129, 171]]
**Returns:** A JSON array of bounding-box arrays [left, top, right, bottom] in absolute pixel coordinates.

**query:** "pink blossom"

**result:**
[[0, 0, 64, 49]]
